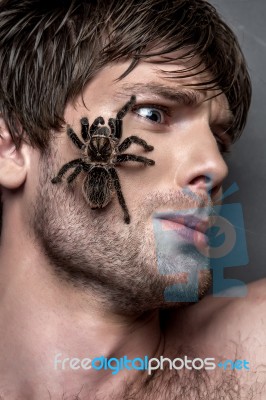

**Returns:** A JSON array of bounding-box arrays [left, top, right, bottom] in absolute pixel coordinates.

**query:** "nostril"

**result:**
[[189, 175, 212, 188]]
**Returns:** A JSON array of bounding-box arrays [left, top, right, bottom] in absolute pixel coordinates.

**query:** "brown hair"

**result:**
[[0, 0, 252, 230], [0, 0, 251, 148]]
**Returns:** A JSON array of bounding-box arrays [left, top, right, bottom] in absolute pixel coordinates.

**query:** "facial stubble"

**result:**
[[30, 151, 212, 315]]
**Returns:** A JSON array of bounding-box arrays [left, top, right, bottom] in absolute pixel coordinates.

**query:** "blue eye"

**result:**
[[134, 107, 165, 123]]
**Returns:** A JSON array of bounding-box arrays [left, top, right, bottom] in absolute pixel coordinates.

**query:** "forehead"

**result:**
[[67, 54, 232, 125]]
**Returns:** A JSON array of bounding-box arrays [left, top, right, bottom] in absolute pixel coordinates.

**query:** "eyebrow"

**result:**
[[115, 82, 234, 126], [116, 82, 206, 106]]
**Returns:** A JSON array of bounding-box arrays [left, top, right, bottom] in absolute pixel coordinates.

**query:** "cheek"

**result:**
[[122, 118, 191, 179], [115, 142, 178, 205], [117, 166, 155, 199], [115, 151, 172, 211], [23, 152, 42, 209]]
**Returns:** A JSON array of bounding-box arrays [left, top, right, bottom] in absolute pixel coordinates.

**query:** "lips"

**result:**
[[154, 212, 209, 234], [153, 211, 210, 248]]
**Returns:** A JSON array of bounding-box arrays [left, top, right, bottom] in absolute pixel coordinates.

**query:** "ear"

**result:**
[[0, 117, 29, 189]]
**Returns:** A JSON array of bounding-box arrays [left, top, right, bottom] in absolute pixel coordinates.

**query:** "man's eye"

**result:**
[[134, 107, 166, 124], [215, 136, 231, 154]]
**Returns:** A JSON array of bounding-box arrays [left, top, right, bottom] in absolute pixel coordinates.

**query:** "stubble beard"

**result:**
[[30, 151, 212, 316]]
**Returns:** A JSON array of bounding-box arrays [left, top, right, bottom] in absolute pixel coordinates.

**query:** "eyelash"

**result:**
[[214, 136, 231, 154], [132, 104, 231, 154], [132, 104, 171, 125], [212, 126, 233, 154]]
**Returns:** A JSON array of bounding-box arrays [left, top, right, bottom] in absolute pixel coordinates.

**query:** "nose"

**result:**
[[175, 135, 228, 199]]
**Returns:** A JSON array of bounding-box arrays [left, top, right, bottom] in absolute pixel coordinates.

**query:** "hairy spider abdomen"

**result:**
[[83, 167, 113, 208]]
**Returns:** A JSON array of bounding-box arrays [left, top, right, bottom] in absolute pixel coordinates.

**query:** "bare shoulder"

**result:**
[[178, 279, 266, 355], [217, 278, 266, 360], [202, 278, 266, 341], [167, 279, 266, 339], [166, 279, 266, 398]]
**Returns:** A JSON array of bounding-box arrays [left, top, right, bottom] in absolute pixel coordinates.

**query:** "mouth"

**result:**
[[153, 211, 210, 249]]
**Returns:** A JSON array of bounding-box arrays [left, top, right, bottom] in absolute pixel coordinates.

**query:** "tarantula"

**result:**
[[51, 95, 155, 224]]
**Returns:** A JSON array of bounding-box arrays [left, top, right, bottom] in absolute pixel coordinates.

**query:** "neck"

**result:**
[[0, 227, 164, 399]]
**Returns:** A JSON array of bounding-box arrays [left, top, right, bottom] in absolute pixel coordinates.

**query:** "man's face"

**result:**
[[28, 56, 231, 314]]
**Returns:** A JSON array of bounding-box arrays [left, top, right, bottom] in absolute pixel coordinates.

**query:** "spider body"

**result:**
[[87, 126, 114, 162], [51, 95, 155, 224]]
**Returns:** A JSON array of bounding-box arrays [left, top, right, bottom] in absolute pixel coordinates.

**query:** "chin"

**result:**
[[158, 269, 212, 309], [111, 269, 212, 316]]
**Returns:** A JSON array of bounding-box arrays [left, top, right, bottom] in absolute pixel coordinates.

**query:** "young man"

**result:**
[[0, 0, 265, 399]]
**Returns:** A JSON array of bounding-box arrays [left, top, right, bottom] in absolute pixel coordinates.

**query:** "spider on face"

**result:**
[[51, 95, 155, 224]]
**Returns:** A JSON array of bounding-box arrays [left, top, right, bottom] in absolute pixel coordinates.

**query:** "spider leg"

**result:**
[[109, 168, 130, 224], [67, 127, 86, 150], [116, 95, 136, 120], [67, 165, 83, 184], [80, 117, 90, 142], [108, 118, 116, 137], [90, 116, 105, 135], [51, 158, 83, 183], [114, 96, 137, 141], [118, 136, 154, 152], [115, 154, 155, 166]]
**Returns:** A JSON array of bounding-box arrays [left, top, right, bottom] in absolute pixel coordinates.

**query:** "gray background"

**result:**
[[209, 0, 266, 284]]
